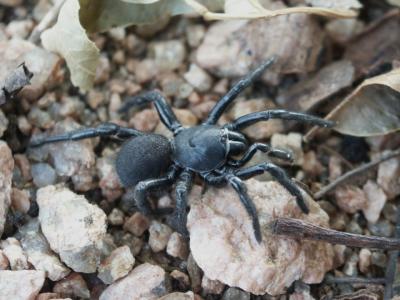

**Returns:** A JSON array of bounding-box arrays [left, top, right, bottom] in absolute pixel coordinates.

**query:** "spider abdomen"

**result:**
[[116, 134, 172, 187]]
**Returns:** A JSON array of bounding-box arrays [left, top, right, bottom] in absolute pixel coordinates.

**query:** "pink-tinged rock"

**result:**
[[184, 64, 213, 92], [100, 263, 169, 300], [37, 185, 107, 273], [334, 185, 367, 214], [11, 188, 30, 214], [97, 149, 123, 202], [0, 249, 9, 270], [377, 155, 400, 199], [166, 232, 189, 260], [0, 141, 13, 237], [123, 212, 150, 237], [53, 273, 90, 299], [0, 270, 45, 300], [329, 156, 342, 181], [362, 180, 387, 224], [149, 221, 173, 253], [98, 246, 135, 284], [201, 276, 225, 295], [187, 179, 333, 295], [0, 238, 28, 270], [358, 248, 371, 274]]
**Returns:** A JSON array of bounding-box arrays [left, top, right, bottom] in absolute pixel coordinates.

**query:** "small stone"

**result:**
[[128, 108, 159, 132], [97, 150, 123, 202], [18, 219, 70, 281], [0, 250, 9, 270], [95, 55, 111, 84], [188, 179, 333, 295], [345, 219, 362, 235], [302, 151, 324, 177], [53, 273, 90, 299], [108, 208, 125, 226], [98, 246, 135, 284], [0, 141, 13, 237], [150, 40, 186, 72], [201, 276, 225, 295], [186, 24, 206, 48], [28, 108, 54, 129], [100, 263, 169, 300], [371, 251, 387, 268], [159, 292, 195, 300], [87, 90, 105, 109], [343, 253, 359, 276], [0, 238, 28, 270], [334, 185, 367, 214], [368, 219, 393, 238], [377, 155, 400, 199], [36, 293, 60, 300], [17, 116, 32, 135], [0, 109, 8, 137], [155, 108, 198, 138], [326, 18, 364, 44], [332, 245, 347, 269], [383, 202, 398, 223], [123, 212, 150, 237], [14, 154, 31, 182], [149, 221, 173, 253], [5, 19, 34, 39], [187, 253, 202, 293], [37, 185, 107, 273], [11, 188, 30, 214], [119, 233, 143, 256], [329, 156, 343, 181], [133, 59, 158, 83], [0, 0, 22, 6], [222, 287, 250, 300], [362, 180, 387, 224], [0, 270, 45, 300], [170, 270, 190, 290], [271, 132, 303, 165], [166, 232, 189, 260], [184, 64, 213, 92], [31, 163, 57, 188], [358, 248, 371, 274]]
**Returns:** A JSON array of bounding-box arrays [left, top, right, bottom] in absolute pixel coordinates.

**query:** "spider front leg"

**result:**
[[119, 91, 182, 134], [30, 122, 144, 147], [235, 162, 309, 214]]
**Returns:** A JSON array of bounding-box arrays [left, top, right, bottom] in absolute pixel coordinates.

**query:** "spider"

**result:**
[[30, 57, 333, 242]]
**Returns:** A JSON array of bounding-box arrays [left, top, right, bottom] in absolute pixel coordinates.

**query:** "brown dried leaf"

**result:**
[[0, 63, 33, 106], [277, 60, 355, 111]]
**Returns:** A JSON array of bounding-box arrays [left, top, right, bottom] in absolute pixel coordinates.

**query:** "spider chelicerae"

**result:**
[[30, 57, 333, 242]]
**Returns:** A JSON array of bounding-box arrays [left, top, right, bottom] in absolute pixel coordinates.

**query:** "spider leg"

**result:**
[[133, 165, 180, 215], [119, 91, 182, 134], [204, 57, 276, 125], [235, 162, 309, 214], [171, 169, 194, 236], [30, 122, 143, 147], [228, 142, 293, 167], [225, 109, 335, 131]]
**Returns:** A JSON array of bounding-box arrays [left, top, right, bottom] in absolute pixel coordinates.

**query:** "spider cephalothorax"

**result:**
[[30, 57, 333, 242]]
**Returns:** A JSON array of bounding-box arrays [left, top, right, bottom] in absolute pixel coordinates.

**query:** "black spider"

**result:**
[[30, 57, 333, 242]]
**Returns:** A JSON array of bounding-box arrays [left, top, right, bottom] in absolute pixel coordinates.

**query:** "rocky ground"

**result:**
[[0, 0, 400, 299]]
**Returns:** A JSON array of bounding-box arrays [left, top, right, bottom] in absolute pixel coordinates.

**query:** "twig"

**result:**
[[0, 63, 33, 106], [314, 149, 400, 199], [272, 218, 400, 250], [28, 0, 66, 44], [325, 275, 386, 285], [383, 207, 400, 300]]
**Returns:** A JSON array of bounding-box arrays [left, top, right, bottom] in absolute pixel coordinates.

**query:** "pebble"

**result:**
[[271, 132, 303, 165], [128, 108, 159, 132], [0, 270, 45, 300], [358, 248, 371, 274], [123, 212, 150, 237], [343, 253, 359, 276], [117, 233, 144, 256], [377, 155, 400, 199], [31, 163, 57, 188], [187, 253, 202, 293], [201, 276, 225, 295], [187, 179, 333, 295], [368, 219, 393, 238], [98, 246, 135, 284], [166, 232, 189, 260], [326, 18, 364, 44], [334, 185, 367, 214], [18, 219, 70, 281], [95, 55, 111, 84], [100, 263, 169, 300], [184, 64, 213, 92], [371, 251, 387, 268], [222, 287, 250, 300], [159, 292, 196, 300], [362, 180, 387, 223], [302, 151, 325, 177], [170, 269, 190, 290], [329, 155, 343, 181], [149, 221, 173, 253], [0, 141, 13, 237], [97, 150, 123, 202], [0, 109, 8, 137], [5, 19, 34, 39], [53, 272, 91, 299], [0, 0, 22, 6], [36, 293, 61, 300], [108, 208, 125, 226], [0, 249, 9, 269], [150, 40, 186, 72], [11, 188, 30, 214], [14, 154, 32, 182], [37, 185, 107, 273], [132, 59, 158, 83], [0, 237, 28, 270]]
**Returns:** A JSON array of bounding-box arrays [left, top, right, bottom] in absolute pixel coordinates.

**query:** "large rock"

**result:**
[[0, 141, 13, 237], [100, 263, 169, 300], [0, 270, 45, 300], [187, 179, 334, 295], [37, 185, 107, 273]]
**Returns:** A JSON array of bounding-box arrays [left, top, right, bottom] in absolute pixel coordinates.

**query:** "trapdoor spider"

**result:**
[[30, 57, 334, 242]]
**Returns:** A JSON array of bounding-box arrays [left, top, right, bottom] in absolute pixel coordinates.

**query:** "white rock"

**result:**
[[98, 246, 135, 284], [0, 270, 45, 300], [187, 179, 333, 295], [377, 155, 400, 199], [100, 263, 168, 300], [37, 185, 107, 273], [0, 238, 28, 270], [334, 185, 367, 214], [18, 219, 70, 281], [97, 151, 123, 202], [271, 132, 303, 165], [166, 232, 189, 260], [362, 180, 387, 224], [149, 40, 186, 72], [358, 248, 371, 274], [184, 64, 213, 92], [149, 221, 173, 253], [5, 20, 34, 39], [0, 141, 13, 237], [108, 208, 125, 226]]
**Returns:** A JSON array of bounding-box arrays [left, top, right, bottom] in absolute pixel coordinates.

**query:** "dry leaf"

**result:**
[[41, 0, 100, 92], [315, 68, 400, 137]]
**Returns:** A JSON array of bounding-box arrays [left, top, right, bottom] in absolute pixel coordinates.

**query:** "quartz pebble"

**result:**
[[362, 180, 387, 223], [0, 270, 45, 300], [149, 221, 173, 253], [167, 232, 189, 260], [123, 212, 150, 237], [0, 237, 28, 270], [98, 246, 135, 284]]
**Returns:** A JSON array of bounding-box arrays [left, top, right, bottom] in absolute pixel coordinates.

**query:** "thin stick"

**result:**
[[325, 275, 386, 285], [383, 208, 400, 300], [28, 0, 66, 44], [272, 218, 400, 250], [314, 149, 400, 199]]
